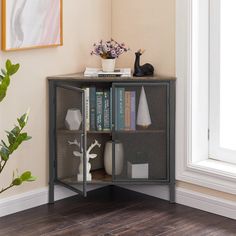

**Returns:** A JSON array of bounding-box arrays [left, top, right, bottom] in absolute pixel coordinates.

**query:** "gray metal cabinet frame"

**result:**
[[48, 76, 176, 204]]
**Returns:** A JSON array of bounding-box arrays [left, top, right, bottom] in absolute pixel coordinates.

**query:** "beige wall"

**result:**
[[112, 0, 176, 76], [0, 0, 111, 198], [0, 0, 235, 203]]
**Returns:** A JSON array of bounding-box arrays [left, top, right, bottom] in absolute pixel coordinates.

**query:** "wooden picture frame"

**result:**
[[2, 0, 63, 51]]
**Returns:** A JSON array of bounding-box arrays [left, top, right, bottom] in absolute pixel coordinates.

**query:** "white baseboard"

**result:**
[[122, 185, 236, 220], [0, 185, 235, 220], [0, 186, 76, 217], [176, 187, 236, 220]]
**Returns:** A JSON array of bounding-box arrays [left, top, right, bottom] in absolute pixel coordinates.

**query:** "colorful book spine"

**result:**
[[89, 87, 96, 131], [96, 90, 103, 131], [103, 89, 110, 130], [116, 88, 125, 130], [130, 91, 136, 130], [125, 91, 131, 130], [84, 88, 90, 131]]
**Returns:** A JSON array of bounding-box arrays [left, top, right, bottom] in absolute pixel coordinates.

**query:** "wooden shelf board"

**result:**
[[60, 169, 168, 185], [57, 129, 111, 134], [61, 169, 112, 185], [116, 129, 166, 134], [57, 129, 165, 135]]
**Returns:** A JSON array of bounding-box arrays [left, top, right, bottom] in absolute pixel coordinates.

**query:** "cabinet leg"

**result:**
[[49, 182, 55, 204], [169, 183, 175, 203]]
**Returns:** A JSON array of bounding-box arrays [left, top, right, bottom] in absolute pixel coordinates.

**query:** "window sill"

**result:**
[[191, 159, 236, 179], [177, 158, 236, 195]]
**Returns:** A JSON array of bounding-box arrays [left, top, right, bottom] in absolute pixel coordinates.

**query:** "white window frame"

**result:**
[[209, 0, 236, 164], [176, 0, 236, 194]]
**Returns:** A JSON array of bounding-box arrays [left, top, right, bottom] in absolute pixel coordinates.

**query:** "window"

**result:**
[[176, 0, 236, 194], [191, 0, 236, 165], [209, 0, 236, 164]]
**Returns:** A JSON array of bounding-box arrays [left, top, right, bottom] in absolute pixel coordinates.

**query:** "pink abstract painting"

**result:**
[[2, 0, 63, 51]]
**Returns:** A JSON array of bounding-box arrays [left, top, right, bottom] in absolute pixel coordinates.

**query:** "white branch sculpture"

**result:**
[[68, 139, 101, 181]]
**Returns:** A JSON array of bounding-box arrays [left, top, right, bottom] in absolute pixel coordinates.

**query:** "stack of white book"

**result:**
[[84, 67, 132, 77]]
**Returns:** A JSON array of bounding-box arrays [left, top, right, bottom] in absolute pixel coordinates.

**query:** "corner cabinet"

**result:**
[[48, 74, 176, 203]]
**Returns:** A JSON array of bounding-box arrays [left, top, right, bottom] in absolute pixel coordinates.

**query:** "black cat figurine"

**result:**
[[133, 49, 154, 77]]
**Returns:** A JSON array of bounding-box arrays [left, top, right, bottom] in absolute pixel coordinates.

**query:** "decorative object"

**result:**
[[104, 140, 124, 175], [127, 161, 149, 179], [101, 58, 116, 72], [65, 108, 82, 131], [0, 60, 36, 195], [133, 49, 154, 77], [2, 0, 63, 51], [68, 139, 101, 181], [137, 86, 151, 127], [91, 39, 130, 72]]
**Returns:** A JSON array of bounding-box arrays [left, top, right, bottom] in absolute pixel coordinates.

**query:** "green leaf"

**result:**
[[19, 113, 29, 126], [0, 147, 9, 161], [11, 126, 21, 137], [12, 178, 22, 186], [1, 140, 8, 148], [8, 64, 20, 76], [0, 60, 20, 103], [5, 59, 12, 72], [26, 176, 36, 182], [20, 171, 32, 181]]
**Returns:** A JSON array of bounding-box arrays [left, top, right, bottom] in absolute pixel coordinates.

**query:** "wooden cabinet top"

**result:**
[[48, 73, 176, 82]]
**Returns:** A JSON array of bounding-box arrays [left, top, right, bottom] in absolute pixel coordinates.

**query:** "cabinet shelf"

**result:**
[[116, 129, 166, 134], [61, 169, 112, 185], [57, 129, 111, 134], [59, 169, 169, 185], [57, 129, 166, 135]]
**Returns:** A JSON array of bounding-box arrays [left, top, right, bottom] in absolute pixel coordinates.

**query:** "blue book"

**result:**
[[130, 91, 136, 130], [115, 88, 125, 130], [89, 87, 96, 131], [96, 90, 103, 131], [103, 89, 110, 130]]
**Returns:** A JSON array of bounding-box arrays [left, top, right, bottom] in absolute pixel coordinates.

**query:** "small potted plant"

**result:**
[[91, 39, 130, 72]]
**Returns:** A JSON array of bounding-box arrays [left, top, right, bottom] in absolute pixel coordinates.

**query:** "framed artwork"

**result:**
[[1, 0, 63, 51]]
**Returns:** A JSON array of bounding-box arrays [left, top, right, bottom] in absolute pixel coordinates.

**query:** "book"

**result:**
[[96, 90, 104, 131], [84, 67, 131, 77], [125, 91, 131, 130], [103, 89, 110, 130], [84, 88, 90, 131], [130, 91, 136, 130], [116, 88, 125, 130], [110, 87, 113, 130], [89, 87, 96, 131]]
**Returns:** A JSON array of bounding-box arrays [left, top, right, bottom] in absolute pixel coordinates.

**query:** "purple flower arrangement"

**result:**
[[91, 39, 130, 59]]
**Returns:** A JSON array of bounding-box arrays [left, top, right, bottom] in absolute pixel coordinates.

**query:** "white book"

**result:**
[[84, 67, 131, 77]]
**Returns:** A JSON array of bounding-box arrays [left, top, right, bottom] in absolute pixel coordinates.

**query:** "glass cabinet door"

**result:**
[[56, 84, 87, 196], [112, 83, 169, 183]]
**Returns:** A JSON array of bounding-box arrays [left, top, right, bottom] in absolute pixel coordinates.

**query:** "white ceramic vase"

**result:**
[[65, 108, 82, 130], [102, 58, 116, 72], [104, 140, 124, 175]]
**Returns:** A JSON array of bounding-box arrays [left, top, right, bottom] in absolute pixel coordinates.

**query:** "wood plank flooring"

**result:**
[[0, 186, 235, 236]]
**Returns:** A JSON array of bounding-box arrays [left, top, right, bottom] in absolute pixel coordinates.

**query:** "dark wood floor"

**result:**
[[0, 186, 235, 236]]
